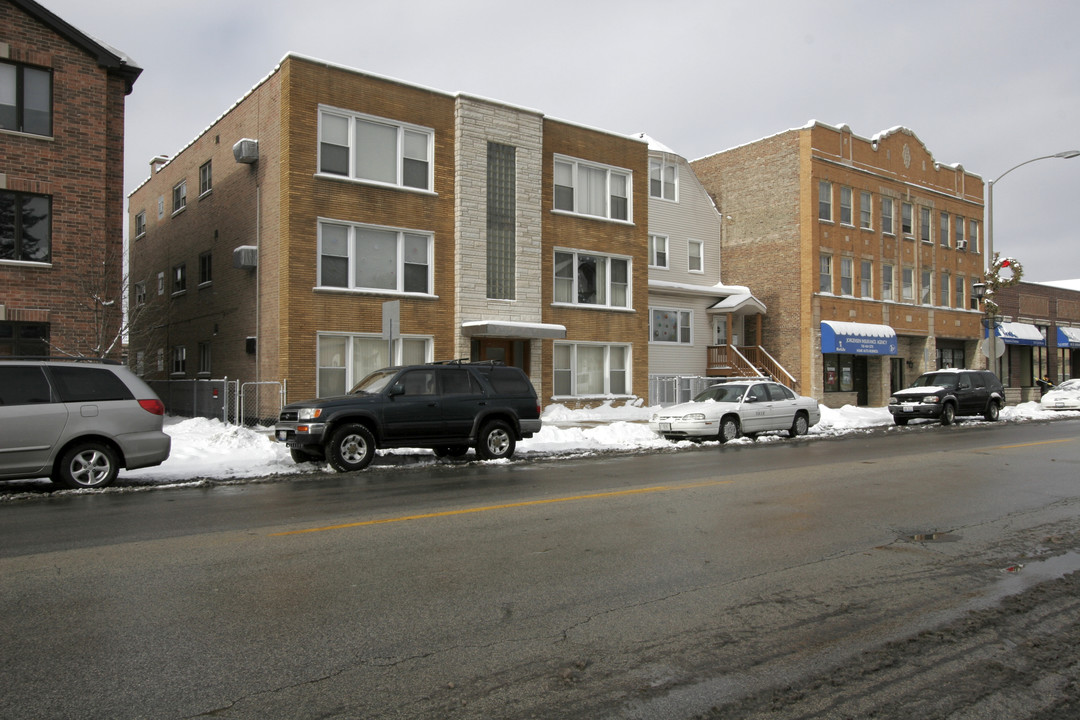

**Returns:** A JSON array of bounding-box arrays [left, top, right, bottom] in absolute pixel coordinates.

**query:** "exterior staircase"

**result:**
[[707, 345, 799, 394]]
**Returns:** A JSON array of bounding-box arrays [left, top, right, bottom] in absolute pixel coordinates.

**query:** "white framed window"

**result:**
[[553, 342, 630, 397], [553, 250, 630, 308], [818, 181, 832, 221], [921, 268, 933, 305], [968, 219, 979, 253], [199, 160, 212, 196], [881, 197, 895, 235], [688, 239, 703, 273], [882, 264, 895, 301], [317, 332, 432, 397], [839, 186, 853, 226], [919, 206, 932, 243], [171, 346, 186, 375], [901, 202, 913, 236], [902, 266, 914, 301], [172, 263, 187, 294], [172, 180, 187, 214], [860, 259, 872, 298], [939, 212, 950, 247], [134, 211, 146, 239], [955, 275, 966, 309], [318, 106, 433, 191], [553, 155, 632, 222], [940, 272, 950, 308], [648, 234, 668, 268], [134, 282, 146, 307], [954, 215, 965, 249], [649, 157, 677, 201], [651, 308, 692, 344], [819, 253, 833, 293], [318, 220, 433, 295], [860, 191, 872, 229], [840, 257, 854, 295]]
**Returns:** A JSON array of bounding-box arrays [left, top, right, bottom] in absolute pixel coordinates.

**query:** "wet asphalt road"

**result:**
[[2, 418, 1079, 718]]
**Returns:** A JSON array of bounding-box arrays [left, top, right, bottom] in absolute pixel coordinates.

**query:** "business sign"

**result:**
[[820, 321, 898, 356]]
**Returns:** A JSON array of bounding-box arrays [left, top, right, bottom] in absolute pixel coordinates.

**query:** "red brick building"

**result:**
[[0, 0, 140, 357]]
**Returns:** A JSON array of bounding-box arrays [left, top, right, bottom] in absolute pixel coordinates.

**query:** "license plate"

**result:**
[[902, 404, 914, 413], [660, 422, 671, 432]]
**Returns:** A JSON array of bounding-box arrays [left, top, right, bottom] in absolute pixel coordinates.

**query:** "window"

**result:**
[[688, 240, 703, 273], [882, 264, 895, 301], [198, 342, 211, 375], [318, 221, 432, 295], [840, 257, 854, 295], [818, 181, 832, 221], [860, 191, 872, 229], [0, 190, 51, 263], [860, 259, 872, 298], [553, 250, 630, 308], [955, 275, 965, 309], [881, 197, 895, 235], [0, 321, 49, 356], [0, 60, 51, 136], [135, 351, 145, 376], [157, 348, 164, 372], [199, 161, 212, 196], [939, 212, 950, 247], [553, 156, 631, 221], [172, 346, 187, 375], [172, 180, 187, 214], [172, 263, 187, 294], [955, 215, 965, 248], [919, 207, 931, 243], [940, 273, 950, 308], [135, 211, 146, 239], [902, 266, 914, 301], [651, 308, 691, 344], [901, 202, 913, 235], [487, 142, 516, 300], [649, 157, 677, 201], [134, 282, 146, 307], [968, 219, 979, 253], [199, 251, 212, 286], [553, 342, 629, 397], [317, 333, 431, 397], [839, 187, 853, 225], [648, 235, 668, 268], [157, 272, 165, 295], [819, 254, 833, 293], [318, 107, 433, 191], [921, 268, 932, 305]]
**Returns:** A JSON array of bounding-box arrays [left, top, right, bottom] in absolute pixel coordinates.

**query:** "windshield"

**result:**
[[350, 369, 397, 394], [911, 372, 957, 390], [1057, 379, 1080, 391], [693, 384, 748, 403]]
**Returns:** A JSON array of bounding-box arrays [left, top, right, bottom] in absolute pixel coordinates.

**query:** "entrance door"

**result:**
[[853, 356, 868, 406], [472, 339, 530, 373], [891, 357, 905, 393]]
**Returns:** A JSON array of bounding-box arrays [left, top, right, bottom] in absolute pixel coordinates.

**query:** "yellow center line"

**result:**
[[271, 479, 733, 537], [993, 438, 1074, 450]]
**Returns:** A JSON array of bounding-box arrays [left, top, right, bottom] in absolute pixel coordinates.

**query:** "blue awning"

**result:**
[[996, 322, 1045, 347], [1058, 327, 1080, 349], [820, 321, 898, 356]]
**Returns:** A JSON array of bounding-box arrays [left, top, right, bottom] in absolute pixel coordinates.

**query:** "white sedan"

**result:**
[[650, 380, 821, 443], [1039, 378, 1080, 411]]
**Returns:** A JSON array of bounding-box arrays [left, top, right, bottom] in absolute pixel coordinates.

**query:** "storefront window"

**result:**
[[823, 354, 856, 393]]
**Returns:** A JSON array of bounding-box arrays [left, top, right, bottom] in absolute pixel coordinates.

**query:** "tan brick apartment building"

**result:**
[[128, 54, 648, 405], [1, 0, 140, 357], [693, 123, 985, 406]]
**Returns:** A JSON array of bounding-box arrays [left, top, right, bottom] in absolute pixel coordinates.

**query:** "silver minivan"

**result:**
[[0, 359, 171, 488]]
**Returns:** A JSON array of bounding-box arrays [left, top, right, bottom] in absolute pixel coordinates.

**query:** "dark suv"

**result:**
[[274, 361, 542, 472], [888, 369, 1005, 425], [0, 358, 171, 488]]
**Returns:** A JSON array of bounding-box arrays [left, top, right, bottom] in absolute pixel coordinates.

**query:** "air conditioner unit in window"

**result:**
[[957, 240, 968, 250], [233, 245, 258, 269], [232, 138, 259, 164]]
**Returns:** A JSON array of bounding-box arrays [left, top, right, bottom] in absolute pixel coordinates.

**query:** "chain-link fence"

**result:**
[[148, 378, 238, 423], [649, 375, 765, 406], [239, 381, 287, 427]]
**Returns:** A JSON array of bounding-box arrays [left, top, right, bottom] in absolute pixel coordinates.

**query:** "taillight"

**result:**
[[139, 399, 166, 415]]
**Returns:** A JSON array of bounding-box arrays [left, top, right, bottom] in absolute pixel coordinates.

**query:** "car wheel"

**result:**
[[476, 420, 515, 460], [718, 416, 741, 443], [940, 403, 956, 425], [788, 412, 809, 438], [894, 417, 909, 426], [433, 445, 469, 458], [983, 401, 1000, 422], [326, 424, 376, 473], [54, 442, 119, 489], [290, 448, 323, 464]]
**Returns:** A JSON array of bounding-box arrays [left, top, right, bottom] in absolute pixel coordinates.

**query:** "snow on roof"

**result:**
[[649, 279, 752, 296], [633, 133, 678, 155], [1038, 279, 1080, 292]]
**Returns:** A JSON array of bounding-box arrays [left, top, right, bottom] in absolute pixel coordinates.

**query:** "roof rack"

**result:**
[[0, 355, 122, 365], [430, 359, 506, 366]]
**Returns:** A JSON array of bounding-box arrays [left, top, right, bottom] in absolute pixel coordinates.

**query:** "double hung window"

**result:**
[[901, 202, 913, 236], [0, 190, 51, 263], [881, 197, 895, 235], [818, 181, 832, 221], [554, 156, 631, 221], [648, 235, 668, 268], [553, 250, 630, 308], [839, 187, 853, 225], [317, 333, 431, 397], [688, 240, 703, 273], [199, 161, 213, 196], [172, 181, 186, 214], [860, 191, 872, 229], [649, 158, 677, 201], [939, 212, 950, 247], [0, 61, 51, 136], [319, 221, 432, 294], [318, 107, 433, 191], [651, 308, 691, 344], [840, 257, 854, 295], [919, 207, 932, 243], [882, 264, 895, 301], [553, 342, 629, 397], [860, 260, 873, 298], [819, 254, 833, 293]]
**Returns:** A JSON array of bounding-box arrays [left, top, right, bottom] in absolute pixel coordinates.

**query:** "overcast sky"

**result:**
[[41, 0, 1080, 282]]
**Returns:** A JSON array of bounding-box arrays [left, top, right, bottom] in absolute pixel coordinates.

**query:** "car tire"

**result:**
[[54, 442, 119, 489], [893, 416, 909, 426], [718, 416, 741, 443], [326, 424, 376, 473], [476, 420, 515, 460], [983, 401, 1000, 422], [788, 412, 809, 438], [940, 403, 956, 425], [433, 445, 469, 458]]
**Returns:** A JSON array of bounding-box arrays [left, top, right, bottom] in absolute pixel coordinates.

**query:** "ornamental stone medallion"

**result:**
[[902, 144, 911, 169]]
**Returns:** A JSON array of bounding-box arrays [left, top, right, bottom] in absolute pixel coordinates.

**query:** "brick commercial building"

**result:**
[[1, 0, 140, 357], [128, 54, 648, 406], [692, 122, 985, 407]]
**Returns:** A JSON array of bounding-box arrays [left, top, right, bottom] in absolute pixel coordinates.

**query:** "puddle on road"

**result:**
[[907, 532, 962, 543], [984, 550, 1080, 604]]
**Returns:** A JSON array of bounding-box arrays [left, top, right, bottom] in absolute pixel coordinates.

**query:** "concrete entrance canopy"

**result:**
[[461, 321, 567, 339], [996, 322, 1046, 347], [821, 321, 898, 356]]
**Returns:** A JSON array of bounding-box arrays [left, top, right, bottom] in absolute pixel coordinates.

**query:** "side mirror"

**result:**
[[388, 383, 404, 397]]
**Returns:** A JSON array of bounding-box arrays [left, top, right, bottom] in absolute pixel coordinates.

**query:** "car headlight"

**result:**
[[682, 413, 706, 421], [299, 408, 323, 420], [923, 396, 941, 404], [651, 413, 660, 423], [889, 397, 898, 405]]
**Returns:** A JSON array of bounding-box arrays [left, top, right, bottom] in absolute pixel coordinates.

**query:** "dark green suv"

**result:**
[[274, 361, 542, 472], [888, 369, 1005, 426]]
